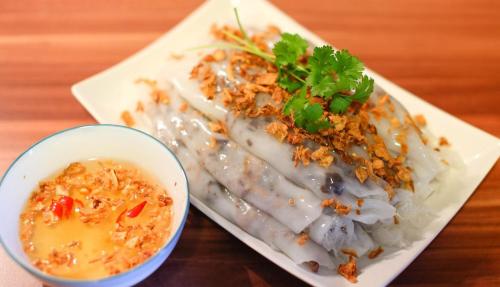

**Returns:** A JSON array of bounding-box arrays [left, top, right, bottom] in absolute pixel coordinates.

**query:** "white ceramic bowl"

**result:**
[[0, 124, 190, 287]]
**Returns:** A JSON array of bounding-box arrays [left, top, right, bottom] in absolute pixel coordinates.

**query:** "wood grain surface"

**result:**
[[1, 0, 499, 286]]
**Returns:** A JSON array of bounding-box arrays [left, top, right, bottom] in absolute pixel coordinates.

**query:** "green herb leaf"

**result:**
[[332, 49, 364, 88], [329, 96, 352, 114], [278, 74, 304, 92], [306, 46, 335, 87], [283, 88, 330, 132], [307, 47, 367, 100], [272, 33, 308, 68], [283, 88, 308, 116], [278, 67, 306, 92], [303, 103, 330, 132], [351, 75, 374, 103], [304, 102, 323, 121], [310, 76, 335, 97]]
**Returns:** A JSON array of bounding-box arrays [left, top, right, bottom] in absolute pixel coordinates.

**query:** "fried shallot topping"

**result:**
[[311, 146, 334, 168], [191, 25, 420, 192], [293, 145, 311, 166], [368, 246, 384, 259], [135, 101, 145, 113], [356, 199, 364, 207], [321, 198, 352, 215], [355, 167, 368, 183], [266, 121, 288, 142], [439, 136, 450, 146], [121, 111, 135, 127], [135, 78, 170, 104], [296, 233, 309, 246], [413, 114, 427, 127], [341, 248, 358, 258], [208, 120, 228, 135], [178, 102, 189, 112], [338, 256, 358, 283]]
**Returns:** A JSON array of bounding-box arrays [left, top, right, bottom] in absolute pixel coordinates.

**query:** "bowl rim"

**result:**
[[0, 124, 190, 284]]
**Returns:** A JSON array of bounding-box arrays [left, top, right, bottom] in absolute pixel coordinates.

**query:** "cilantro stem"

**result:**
[[221, 30, 245, 44], [232, 8, 267, 57], [186, 43, 258, 54], [294, 64, 309, 73], [221, 30, 274, 62], [186, 43, 236, 51], [288, 70, 306, 83], [233, 8, 250, 44], [223, 17, 307, 85], [251, 49, 275, 63], [187, 42, 277, 65]]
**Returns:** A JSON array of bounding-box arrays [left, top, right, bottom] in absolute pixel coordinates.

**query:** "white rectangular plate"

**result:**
[[71, 0, 500, 286]]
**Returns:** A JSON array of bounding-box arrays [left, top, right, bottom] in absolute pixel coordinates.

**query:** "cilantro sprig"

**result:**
[[195, 8, 374, 133], [274, 42, 374, 116], [283, 87, 330, 133]]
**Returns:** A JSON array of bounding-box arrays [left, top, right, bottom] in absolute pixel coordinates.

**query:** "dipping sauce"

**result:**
[[19, 160, 173, 279]]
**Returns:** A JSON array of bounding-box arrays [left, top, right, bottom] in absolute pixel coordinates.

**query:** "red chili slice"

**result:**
[[50, 201, 63, 218], [116, 208, 127, 223], [126, 201, 147, 218], [58, 196, 74, 218]]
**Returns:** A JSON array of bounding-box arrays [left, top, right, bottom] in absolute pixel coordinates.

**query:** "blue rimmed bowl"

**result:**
[[0, 124, 190, 287]]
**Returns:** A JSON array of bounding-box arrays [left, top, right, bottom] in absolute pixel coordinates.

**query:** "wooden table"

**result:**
[[1, 0, 499, 286]]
